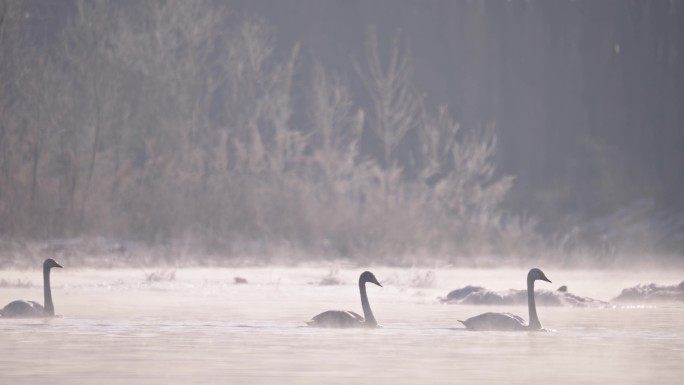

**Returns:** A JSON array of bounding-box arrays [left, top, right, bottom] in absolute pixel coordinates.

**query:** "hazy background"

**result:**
[[1, 0, 683, 267]]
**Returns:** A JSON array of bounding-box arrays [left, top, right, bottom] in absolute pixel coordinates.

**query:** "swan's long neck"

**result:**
[[43, 265, 54, 316], [359, 280, 377, 326], [527, 276, 540, 330]]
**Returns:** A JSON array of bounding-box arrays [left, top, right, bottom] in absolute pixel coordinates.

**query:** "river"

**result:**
[[1, 266, 682, 384]]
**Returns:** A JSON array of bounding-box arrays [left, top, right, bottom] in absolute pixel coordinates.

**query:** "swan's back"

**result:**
[[307, 310, 364, 328], [0, 300, 45, 318], [459, 312, 527, 331]]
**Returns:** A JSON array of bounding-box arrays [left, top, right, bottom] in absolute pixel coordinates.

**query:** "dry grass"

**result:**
[[143, 269, 176, 282], [318, 268, 343, 286]]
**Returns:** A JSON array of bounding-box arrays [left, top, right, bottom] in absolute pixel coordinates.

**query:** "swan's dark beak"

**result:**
[[373, 279, 382, 287], [55, 262, 63, 269], [540, 273, 551, 283]]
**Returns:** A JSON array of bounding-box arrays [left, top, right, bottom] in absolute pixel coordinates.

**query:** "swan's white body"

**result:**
[[307, 271, 382, 328], [459, 268, 551, 331], [1, 258, 63, 318]]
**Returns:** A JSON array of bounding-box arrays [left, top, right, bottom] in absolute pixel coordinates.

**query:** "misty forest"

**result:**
[[1, 0, 683, 267]]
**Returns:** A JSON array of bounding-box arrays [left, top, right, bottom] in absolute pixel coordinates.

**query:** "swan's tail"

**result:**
[[458, 320, 468, 328]]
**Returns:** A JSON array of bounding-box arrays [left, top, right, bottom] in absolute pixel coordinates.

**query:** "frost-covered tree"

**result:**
[[355, 27, 424, 169]]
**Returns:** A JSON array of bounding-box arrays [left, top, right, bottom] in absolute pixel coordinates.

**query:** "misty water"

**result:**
[[1, 267, 683, 384]]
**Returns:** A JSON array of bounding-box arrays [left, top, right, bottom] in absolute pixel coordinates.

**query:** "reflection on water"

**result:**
[[0, 267, 682, 384]]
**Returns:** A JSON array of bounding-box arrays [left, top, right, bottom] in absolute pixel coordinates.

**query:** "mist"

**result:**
[[3, 3, 684, 384], [0, 0, 683, 269]]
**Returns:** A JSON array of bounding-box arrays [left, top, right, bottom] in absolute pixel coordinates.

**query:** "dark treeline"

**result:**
[[0, 0, 682, 266]]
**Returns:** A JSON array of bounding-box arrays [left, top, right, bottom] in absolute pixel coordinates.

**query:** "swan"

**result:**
[[1, 258, 63, 318], [459, 268, 551, 331], [307, 271, 382, 328]]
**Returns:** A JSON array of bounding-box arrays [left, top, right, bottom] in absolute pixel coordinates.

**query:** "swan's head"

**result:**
[[360, 271, 382, 287], [528, 268, 551, 283], [43, 258, 63, 270]]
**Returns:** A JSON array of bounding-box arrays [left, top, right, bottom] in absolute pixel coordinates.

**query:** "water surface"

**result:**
[[1, 267, 682, 384]]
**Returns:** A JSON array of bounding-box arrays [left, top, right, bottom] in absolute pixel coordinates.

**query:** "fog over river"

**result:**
[[1, 267, 682, 384]]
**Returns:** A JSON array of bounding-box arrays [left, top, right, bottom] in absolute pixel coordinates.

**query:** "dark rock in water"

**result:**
[[612, 281, 684, 302], [234, 277, 248, 284], [441, 285, 608, 307]]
